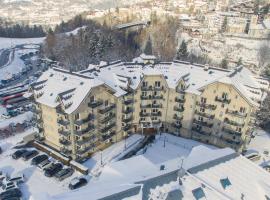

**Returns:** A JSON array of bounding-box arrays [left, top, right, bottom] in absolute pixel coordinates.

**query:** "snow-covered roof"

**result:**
[[33, 57, 267, 112]]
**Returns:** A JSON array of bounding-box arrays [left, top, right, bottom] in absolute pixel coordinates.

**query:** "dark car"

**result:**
[[44, 163, 63, 177], [31, 154, 48, 165], [22, 150, 39, 161], [68, 177, 87, 190], [55, 168, 74, 181], [11, 149, 27, 160], [0, 188, 22, 200]]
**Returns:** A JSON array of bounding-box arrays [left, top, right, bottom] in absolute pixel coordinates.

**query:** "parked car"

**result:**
[[12, 150, 27, 160], [31, 154, 48, 165], [22, 150, 39, 161], [69, 177, 87, 190], [2, 181, 18, 191], [1, 113, 11, 119], [44, 163, 63, 177], [0, 188, 22, 200], [7, 173, 25, 184], [55, 168, 74, 181], [37, 159, 51, 171]]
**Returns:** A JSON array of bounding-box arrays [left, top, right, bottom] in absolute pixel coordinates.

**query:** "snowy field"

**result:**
[[0, 37, 44, 50], [0, 111, 33, 129]]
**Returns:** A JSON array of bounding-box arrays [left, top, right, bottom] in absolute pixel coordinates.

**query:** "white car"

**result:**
[[2, 181, 18, 191], [1, 113, 10, 119], [38, 159, 51, 170]]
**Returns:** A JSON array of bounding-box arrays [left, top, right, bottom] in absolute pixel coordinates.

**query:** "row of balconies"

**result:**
[[76, 135, 96, 146], [222, 127, 242, 136], [175, 97, 186, 104], [141, 85, 165, 91], [74, 114, 94, 126], [224, 118, 245, 127], [140, 104, 162, 109], [193, 119, 213, 128], [76, 144, 95, 155], [196, 102, 217, 110], [226, 109, 247, 118], [74, 125, 95, 136], [195, 110, 215, 119], [140, 95, 164, 100], [192, 126, 211, 136], [139, 111, 162, 117], [100, 123, 116, 133], [99, 113, 116, 124], [215, 96, 231, 104], [99, 104, 116, 114], [88, 100, 103, 109]]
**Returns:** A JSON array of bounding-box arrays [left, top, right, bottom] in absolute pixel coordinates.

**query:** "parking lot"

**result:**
[[0, 141, 87, 200]]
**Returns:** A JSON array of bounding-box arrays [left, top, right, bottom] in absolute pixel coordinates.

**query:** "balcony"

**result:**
[[57, 119, 70, 126], [101, 131, 116, 141], [141, 85, 153, 91], [221, 138, 241, 147], [140, 104, 151, 108], [192, 126, 211, 136], [195, 110, 215, 119], [60, 147, 72, 155], [56, 107, 65, 115], [123, 116, 133, 123], [154, 86, 165, 91], [124, 99, 133, 105], [59, 138, 71, 146], [215, 96, 231, 104], [224, 118, 245, 127], [152, 119, 161, 125], [76, 135, 96, 146], [88, 100, 103, 109], [74, 114, 94, 126], [196, 102, 217, 110], [123, 124, 132, 131], [151, 111, 162, 117], [99, 104, 116, 114], [152, 103, 162, 108], [100, 123, 116, 133], [193, 119, 213, 128], [76, 145, 95, 155], [226, 109, 247, 118], [58, 130, 71, 137], [173, 123, 182, 129], [175, 97, 185, 104], [122, 108, 133, 114], [174, 106, 185, 112], [222, 127, 242, 136], [176, 88, 185, 94], [99, 113, 116, 124], [152, 95, 163, 100], [173, 114, 183, 121], [75, 125, 95, 136], [140, 112, 150, 117], [140, 95, 163, 100]]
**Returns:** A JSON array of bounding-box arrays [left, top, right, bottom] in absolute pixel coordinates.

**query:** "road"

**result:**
[[0, 49, 11, 68]]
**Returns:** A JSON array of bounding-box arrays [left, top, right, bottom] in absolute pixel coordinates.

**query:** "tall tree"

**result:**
[[176, 40, 188, 60], [144, 36, 153, 55]]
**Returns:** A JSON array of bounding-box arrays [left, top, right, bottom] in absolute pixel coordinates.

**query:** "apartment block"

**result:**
[[29, 54, 269, 160]]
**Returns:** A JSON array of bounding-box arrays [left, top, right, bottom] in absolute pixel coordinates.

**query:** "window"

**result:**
[[240, 107, 246, 113], [142, 81, 148, 87], [200, 108, 205, 112], [142, 91, 147, 96], [155, 81, 161, 87], [152, 108, 158, 113], [236, 127, 242, 132], [104, 100, 109, 107], [75, 125, 80, 130], [220, 177, 231, 189], [201, 97, 206, 103], [222, 92, 228, 99], [199, 116, 203, 121], [90, 96, 95, 102], [74, 113, 80, 120], [192, 187, 205, 200], [154, 91, 157, 96]]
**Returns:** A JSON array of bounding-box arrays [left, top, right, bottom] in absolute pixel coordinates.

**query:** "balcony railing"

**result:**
[[193, 119, 213, 128], [124, 99, 133, 105], [75, 125, 95, 136], [176, 88, 185, 94], [224, 119, 245, 127], [173, 123, 182, 129], [151, 111, 162, 117], [152, 104, 162, 108], [140, 112, 150, 117], [123, 116, 133, 123], [76, 145, 95, 155], [57, 119, 70, 126], [99, 104, 116, 114], [175, 97, 185, 104], [100, 123, 116, 133], [196, 102, 217, 110], [195, 110, 215, 119], [74, 114, 94, 126], [122, 108, 133, 114], [88, 100, 103, 109], [173, 114, 183, 121], [215, 96, 231, 104], [123, 124, 132, 131], [60, 147, 72, 155], [226, 109, 247, 118], [222, 127, 242, 136], [192, 126, 211, 136], [59, 138, 71, 146], [140, 95, 163, 100], [76, 135, 96, 146], [99, 113, 116, 124], [101, 131, 116, 141], [58, 130, 71, 137], [174, 106, 185, 112], [141, 85, 153, 91]]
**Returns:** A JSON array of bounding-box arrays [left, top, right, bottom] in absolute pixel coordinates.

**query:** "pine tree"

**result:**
[[144, 37, 153, 55], [176, 40, 188, 60]]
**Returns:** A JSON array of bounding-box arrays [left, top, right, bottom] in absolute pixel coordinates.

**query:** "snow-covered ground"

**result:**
[[84, 134, 143, 176], [0, 37, 44, 50], [247, 129, 270, 167], [0, 111, 33, 129]]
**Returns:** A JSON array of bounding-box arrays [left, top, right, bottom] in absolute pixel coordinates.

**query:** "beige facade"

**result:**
[[30, 58, 268, 160]]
